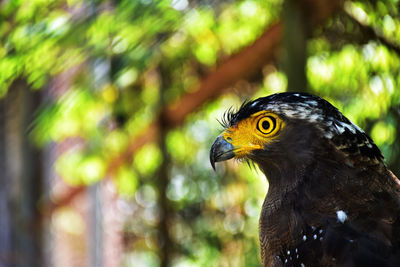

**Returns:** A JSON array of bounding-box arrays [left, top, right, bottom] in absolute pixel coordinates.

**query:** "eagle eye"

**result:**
[[257, 116, 276, 135]]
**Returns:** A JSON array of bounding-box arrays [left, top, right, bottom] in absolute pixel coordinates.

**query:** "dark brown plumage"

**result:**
[[210, 92, 400, 267]]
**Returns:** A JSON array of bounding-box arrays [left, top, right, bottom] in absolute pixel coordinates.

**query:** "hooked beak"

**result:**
[[210, 135, 235, 170]]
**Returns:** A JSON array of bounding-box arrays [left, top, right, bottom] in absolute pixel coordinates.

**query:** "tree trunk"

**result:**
[[0, 86, 12, 267], [389, 106, 400, 178], [158, 64, 173, 267], [0, 81, 43, 267], [282, 0, 310, 92]]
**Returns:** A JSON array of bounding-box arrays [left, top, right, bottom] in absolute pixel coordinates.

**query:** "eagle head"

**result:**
[[210, 92, 383, 175]]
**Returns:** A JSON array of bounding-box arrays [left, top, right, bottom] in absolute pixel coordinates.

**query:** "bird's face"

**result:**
[[210, 92, 383, 170], [210, 108, 294, 170], [219, 111, 284, 159]]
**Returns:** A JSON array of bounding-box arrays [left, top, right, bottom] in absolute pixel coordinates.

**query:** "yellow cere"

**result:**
[[222, 111, 284, 158]]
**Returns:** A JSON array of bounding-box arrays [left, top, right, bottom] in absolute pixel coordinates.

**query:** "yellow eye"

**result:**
[[257, 116, 276, 135]]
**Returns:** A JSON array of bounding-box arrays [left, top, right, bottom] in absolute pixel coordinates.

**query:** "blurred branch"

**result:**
[[44, 0, 344, 214], [41, 186, 86, 217], [344, 7, 400, 55], [163, 22, 282, 127]]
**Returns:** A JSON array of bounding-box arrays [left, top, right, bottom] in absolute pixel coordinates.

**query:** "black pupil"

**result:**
[[262, 120, 270, 131]]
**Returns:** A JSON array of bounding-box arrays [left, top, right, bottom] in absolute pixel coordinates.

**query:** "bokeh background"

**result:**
[[0, 0, 399, 266]]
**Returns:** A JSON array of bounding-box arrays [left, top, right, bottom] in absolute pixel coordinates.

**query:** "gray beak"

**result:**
[[210, 135, 235, 170]]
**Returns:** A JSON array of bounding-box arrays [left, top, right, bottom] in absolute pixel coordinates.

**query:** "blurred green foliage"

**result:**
[[1, 0, 400, 266]]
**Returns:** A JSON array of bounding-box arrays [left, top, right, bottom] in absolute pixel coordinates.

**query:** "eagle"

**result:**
[[210, 92, 400, 267]]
